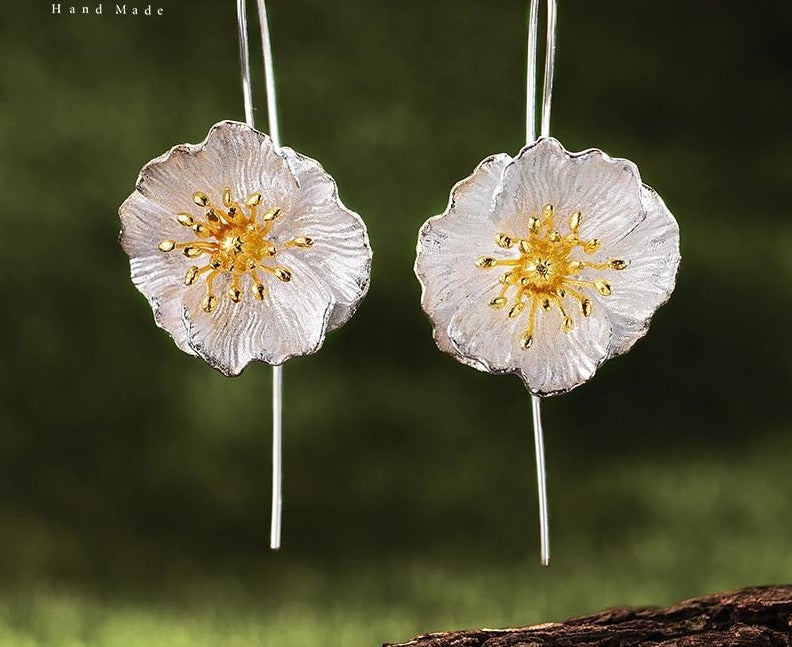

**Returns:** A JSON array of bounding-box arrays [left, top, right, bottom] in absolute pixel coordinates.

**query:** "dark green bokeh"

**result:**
[[1, 1, 791, 644]]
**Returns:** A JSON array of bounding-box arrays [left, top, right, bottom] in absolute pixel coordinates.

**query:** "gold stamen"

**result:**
[[583, 239, 600, 254], [165, 189, 313, 309], [475, 256, 497, 269], [289, 236, 314, 248], [201, 294, 217, 313], [476, 202, 626, 348], [261, 207, 281, 222], [594, 280, 612, 296], [185, 266, 200, 285]]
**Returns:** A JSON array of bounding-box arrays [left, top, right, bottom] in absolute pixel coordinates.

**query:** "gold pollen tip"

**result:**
[[528, 217, 540, 234], [518, 239, 531, 254], [222, 187, 233, 207], [229, 287, 243, 303], [184, 266, 199, 285], [594, 280, 612, 296], [496, 233, 513, 248], [520, 277, 530, 286], [193, 191, 209, 207], [549, 231, 561, 243], [556, 288, 567, 298], [541, 298, 552, 311], [569, 211, 582, 231], [193, 223, 208, 237], [275, 267, 292, 282], [475, 256, 496, 269], [158, 240, 176, 252], [520, 334, 533, 350], [581, 299, 592, 317], [500, 271, 515, 285], [201, 294, 217, 313], [183, 246, 202, 258], [246, 192, 263, 207], [507, 302, 525, 318], [609, 259, 629, 270], [569, 260, 584, 271], [293, 236, 314, 248], [584, 238, 600, 254], [206, 210, 220, 224], [261, 207, 281, 221], [254, 283, 266, 300], [562, 316, 574, 333], [489, 296, 507, 309], [177, 213, 194, 227]]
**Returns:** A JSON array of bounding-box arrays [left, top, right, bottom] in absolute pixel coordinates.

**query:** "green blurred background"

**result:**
[[1, 1, 791, 645]]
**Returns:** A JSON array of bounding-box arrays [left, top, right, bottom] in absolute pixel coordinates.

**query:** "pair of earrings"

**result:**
[[118, 0, 680, 563]]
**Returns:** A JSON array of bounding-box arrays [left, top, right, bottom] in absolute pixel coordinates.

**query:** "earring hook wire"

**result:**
[[525, 0, 558, 567], [236, 0, 284, 551]]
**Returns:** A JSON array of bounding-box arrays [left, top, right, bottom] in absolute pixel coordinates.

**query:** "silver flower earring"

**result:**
[[119, 0, 372, 548], [415, 0, 679, 565]]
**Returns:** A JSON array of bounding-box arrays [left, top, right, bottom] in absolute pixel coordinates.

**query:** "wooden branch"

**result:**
[[384, 586, 792, 647]]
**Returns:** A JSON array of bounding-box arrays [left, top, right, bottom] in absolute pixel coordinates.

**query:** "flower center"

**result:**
[[158, 188, 313, 313], [475, 204, 628, 349]]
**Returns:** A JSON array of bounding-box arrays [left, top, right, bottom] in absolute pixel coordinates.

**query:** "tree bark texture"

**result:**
[[384, 586, 792, 647]]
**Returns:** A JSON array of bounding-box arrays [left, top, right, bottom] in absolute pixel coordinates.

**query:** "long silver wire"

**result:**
[[236, 0, 255, 127], [253, 0, 285, 552], [236, 0, 284, 551], [526, 0, 557, 567]]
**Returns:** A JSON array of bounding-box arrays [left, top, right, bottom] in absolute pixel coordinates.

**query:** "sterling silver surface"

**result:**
[[120, 120, 372, 376], [415, 137, 680, 397]]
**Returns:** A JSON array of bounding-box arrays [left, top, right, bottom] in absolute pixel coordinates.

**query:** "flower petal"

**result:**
[[599, 185, 681, 356], [135, 121, 297, 219], [493, 138, 645, 246], [275, 147, 372, 330], [415, 153, 512, 368], [446, 283, 613, 396], [119, 190, 195, 355], [181, 255, 335, 375]]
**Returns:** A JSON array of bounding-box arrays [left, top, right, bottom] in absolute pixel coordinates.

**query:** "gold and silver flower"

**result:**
[[120, 120, 372, 376], [415, 137, 680, 396]]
